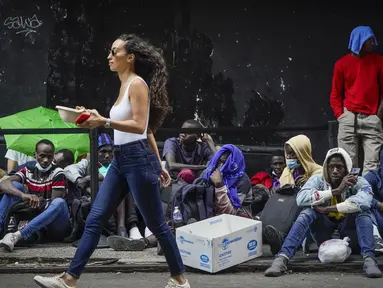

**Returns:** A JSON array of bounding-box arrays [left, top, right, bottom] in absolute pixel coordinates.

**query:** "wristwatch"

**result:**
[[104, 118, 111, 128]]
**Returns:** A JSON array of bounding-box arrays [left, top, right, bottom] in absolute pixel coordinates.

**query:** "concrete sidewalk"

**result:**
[[0, 243, 381, 274]]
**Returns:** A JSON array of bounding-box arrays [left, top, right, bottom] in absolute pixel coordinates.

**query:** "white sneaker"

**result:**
[[165, 278, 191, 288], [0, 233, 18, 252], [33, 273, 76, 288]]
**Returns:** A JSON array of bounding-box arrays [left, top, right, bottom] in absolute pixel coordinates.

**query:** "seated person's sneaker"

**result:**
[[264, 256, 288, 277], [363, 257, 383, 278], [33, 273, 75, 288], [0, 232, 19, 252], [264, 225, 286, 255], [165, 278, 191, 288], [144, 234, 158, 248], [107, 235, 145, 251]]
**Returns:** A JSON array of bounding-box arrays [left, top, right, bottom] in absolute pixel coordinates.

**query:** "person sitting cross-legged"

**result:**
[[0, 139, 70, 251], [265, 147, 382, 278]]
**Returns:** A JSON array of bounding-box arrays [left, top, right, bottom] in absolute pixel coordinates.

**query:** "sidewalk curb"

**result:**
[[0, 260, 370, 274]]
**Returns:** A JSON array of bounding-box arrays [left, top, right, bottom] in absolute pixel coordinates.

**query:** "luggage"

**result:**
[[260, 184, 301, 234]]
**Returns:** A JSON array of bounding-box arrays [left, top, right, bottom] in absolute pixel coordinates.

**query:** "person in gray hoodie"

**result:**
[[265, 147, 381, 278]]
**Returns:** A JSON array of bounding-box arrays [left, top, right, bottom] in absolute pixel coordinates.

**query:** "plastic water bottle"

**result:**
[[332, 230, 340, 239], [172, 206, 183, 229], [7, 217, 16, 233]]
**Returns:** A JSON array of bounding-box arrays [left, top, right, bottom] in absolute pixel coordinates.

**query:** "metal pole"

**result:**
[[89, 129, 99, 204], [328, 120, 338, 149]]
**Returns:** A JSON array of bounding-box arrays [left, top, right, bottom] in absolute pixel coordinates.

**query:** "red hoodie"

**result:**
[[250, 171, 273, 189], [330, 53, 383, 119]]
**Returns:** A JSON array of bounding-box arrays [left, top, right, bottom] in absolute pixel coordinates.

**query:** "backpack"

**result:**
[[251, 185, 270, 217], [160, 178, 188, 219], [65, 196, 116, 244], [260, 184, 301, 234], [171, 177, 214, 224]]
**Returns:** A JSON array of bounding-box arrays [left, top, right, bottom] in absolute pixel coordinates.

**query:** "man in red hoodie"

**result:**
[[330, 26, 383, 174]]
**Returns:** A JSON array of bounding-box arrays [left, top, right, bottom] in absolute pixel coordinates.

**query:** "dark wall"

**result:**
[[0, 0, 381, 170], [0, 0, 53, 117], [187, 1, 382, 161]]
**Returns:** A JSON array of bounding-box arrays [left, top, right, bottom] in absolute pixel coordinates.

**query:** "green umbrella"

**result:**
[[0, 106, 90, 159]]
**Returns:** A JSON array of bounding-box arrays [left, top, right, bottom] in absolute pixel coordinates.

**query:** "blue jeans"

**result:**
[[371, 208, 383, 235], [279, 208, 375, 259], [67, 140, 184, 278], [0, 181, 71, 240]]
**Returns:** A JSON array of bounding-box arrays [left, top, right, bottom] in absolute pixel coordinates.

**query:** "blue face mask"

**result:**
[[99, 164, 111, 177], [36, 163, 52, 172], [286, 159, 300, 169]]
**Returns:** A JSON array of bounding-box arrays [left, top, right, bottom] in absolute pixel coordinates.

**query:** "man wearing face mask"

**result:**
[[280, 135, 322, 188], [264, 135, 322, 255], [163, 119, 216, 183], [0, 139, 70, 251], [64, 133, 114, 195], [265, 148, 381, 278]]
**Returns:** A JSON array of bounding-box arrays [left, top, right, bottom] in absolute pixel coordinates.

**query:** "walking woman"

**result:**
[[33, 34, 190, 288]]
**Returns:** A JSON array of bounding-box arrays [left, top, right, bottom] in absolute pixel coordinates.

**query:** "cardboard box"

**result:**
[[176, 214, 262, 273]]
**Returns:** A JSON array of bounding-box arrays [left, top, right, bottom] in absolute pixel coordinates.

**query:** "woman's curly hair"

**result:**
[[118, 34, 171, 133]]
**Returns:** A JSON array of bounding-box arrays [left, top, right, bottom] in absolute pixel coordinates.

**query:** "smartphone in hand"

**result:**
[[350, 168, 361, 176], [74, 113, 90, 125]]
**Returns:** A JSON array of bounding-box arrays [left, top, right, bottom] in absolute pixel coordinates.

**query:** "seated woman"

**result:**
[[264, 134, 322, 255], [202, 144, 252, 218]]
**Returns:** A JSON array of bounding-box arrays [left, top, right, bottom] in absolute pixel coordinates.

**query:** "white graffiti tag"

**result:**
[[4, 14, 43, 36]]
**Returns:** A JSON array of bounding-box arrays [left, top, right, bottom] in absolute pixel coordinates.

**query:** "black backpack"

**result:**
[[65, 196, 116, 244], [171, 177, 214, 224], [260, 184, 301, 234], [160, 178, 188, 219]]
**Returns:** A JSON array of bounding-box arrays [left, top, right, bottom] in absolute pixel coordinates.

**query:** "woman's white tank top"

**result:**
[[109, 76, 149, 145]]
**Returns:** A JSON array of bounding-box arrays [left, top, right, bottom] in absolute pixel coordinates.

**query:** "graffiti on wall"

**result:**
[[3, 14, 43, 36]]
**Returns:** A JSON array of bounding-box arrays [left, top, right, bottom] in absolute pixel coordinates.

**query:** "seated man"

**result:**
[[364, 147, 383, 251], [251, 149, 286, 191], [0, 139, 70, 251], [64, 134, 114, 197], [250, 149, 286, 215], [264, 134, 322, 254], [265, 147, 382, 278], [53, 149, 75, 170], [202, 144, 252, 218], [163, 119, 216, 183], [7, 149, 74, 177]]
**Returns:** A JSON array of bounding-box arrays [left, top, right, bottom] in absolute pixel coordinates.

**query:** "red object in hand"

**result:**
[[74, 113, 90, 124]]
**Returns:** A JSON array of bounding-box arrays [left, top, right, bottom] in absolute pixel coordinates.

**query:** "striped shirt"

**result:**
[[16, 164, 66, 199]]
